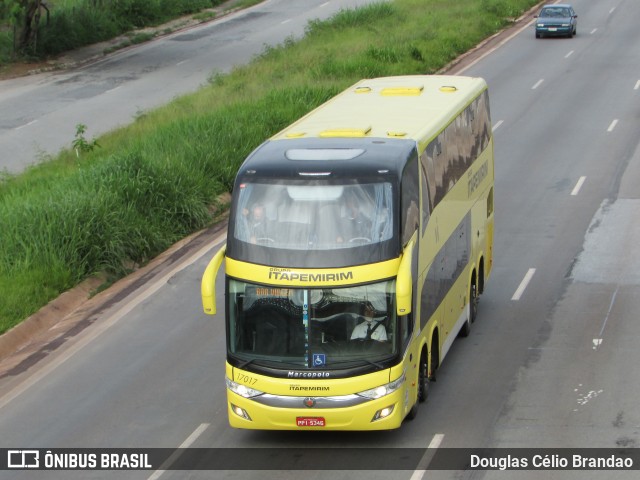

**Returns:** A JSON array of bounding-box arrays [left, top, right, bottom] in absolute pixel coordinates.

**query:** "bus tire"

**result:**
[[459, 304, 471, 337], [458, 293, 472, 338], [406, 398, 419, 420], [418, 351, 429, 403], [470, 281, 478, 323], [407, 350, 428, 421]]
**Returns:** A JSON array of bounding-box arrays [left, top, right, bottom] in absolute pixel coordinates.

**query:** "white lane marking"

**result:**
[[576, 388, 603, 406], [428, 433, 445, 449], [320, 1, 329, 6], [15, 120, 37, 130], [609, 7, 616, 14], [492, 120, 503, 132], [590, 28, 597, 35], [565, 50, 574, 58], [607, 119, 618, 132], [593, 286, 619, 351], [454, 14, 536, 74], [148, 423, 210, 480], [532, 79, 544, 90], [176, 60, 188, 66], [0, 232, 226, 411], [105, 85, 122, 94], [281, 18, 291, 24], [410, 433, 445, 480], [634, 80, 640, 90], [512, 268, 536, 301], [571, 176, 586, 196], [409, 466, 426, 480]]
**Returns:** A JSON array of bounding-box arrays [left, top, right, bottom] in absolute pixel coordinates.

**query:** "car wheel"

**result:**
[[535, 32, 541, 39]]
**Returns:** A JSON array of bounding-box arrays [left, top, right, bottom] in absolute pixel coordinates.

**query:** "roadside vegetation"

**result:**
[[0, 0, 262, 64], [0, 0, 540, 334]]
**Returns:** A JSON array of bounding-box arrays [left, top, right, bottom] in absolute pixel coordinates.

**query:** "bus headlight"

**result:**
[[230, 403, 252, 421], [372, 405, 395, 422], [226, 378, 264, 398], [356, 373, 405, 400]]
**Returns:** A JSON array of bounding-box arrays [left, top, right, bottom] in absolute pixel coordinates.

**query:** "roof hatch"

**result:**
[[380, 86, 424, 96], [319, 126, 372, 138]]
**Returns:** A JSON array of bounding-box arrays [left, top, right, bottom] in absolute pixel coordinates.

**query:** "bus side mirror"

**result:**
[[201, 244, 226, 315], [396, 239, 414, 316]]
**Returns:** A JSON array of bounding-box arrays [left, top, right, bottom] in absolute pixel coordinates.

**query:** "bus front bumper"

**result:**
[[227, 388, 408, 431]]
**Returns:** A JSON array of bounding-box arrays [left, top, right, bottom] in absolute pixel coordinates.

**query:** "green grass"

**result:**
[[0, 0, 541, 334], [0, 0, 223, 59]]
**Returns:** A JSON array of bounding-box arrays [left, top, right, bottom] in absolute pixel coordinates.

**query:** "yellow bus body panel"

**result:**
[[225, 257, 400, 286], [226, 362, 413, 431]]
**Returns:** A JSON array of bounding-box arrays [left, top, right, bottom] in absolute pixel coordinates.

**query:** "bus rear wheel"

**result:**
[[458, 300, 471, 339], [418, 351, 429, 403], [470, 281, 478, 323]]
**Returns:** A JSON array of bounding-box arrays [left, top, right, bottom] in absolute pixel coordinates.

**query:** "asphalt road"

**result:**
[[1, 0, 640, 479], [0, 0, 376, 174]]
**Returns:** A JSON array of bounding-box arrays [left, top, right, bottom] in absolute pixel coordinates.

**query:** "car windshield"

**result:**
[[540, 7, 570, 17], [233, 181, 393, 250], [227, 279, 398, 369]]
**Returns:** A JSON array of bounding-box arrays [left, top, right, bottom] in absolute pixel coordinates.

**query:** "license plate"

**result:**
[[548, 27, 557, 31], [296, 417, 326, 427]]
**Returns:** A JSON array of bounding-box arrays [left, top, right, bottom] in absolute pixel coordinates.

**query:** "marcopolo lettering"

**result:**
[[288, 371, 330, 378]]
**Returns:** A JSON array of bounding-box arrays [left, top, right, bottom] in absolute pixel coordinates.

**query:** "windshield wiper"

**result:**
[[236, 357, 306, 369], [237, 357, 256, 369], [327, 357, 391, 369]]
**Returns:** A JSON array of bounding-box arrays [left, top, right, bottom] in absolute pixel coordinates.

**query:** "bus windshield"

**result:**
[[233, 182, 393, 250], [227, 279, 398, 369]]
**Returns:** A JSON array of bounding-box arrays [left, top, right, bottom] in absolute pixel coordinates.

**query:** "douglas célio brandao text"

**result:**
[[470, 453, 634, 470]]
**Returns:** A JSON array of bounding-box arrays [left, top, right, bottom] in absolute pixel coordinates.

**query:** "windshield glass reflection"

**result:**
[[228, 279, 398, 369], [233, 182, 393, 250]]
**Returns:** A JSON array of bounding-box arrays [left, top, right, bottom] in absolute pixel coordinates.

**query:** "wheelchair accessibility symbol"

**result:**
[[312, 354, 326, 366]]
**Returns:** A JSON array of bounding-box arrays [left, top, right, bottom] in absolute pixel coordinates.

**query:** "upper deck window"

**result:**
[[233, 181, 393, 251]]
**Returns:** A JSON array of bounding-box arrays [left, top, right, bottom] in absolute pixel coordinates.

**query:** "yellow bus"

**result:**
[[201, 75, 494, 430]]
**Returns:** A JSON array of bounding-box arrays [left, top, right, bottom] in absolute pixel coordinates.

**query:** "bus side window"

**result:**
[[419, 153, 431, 235], [400, 314, 413, 351], [401, 153, 420, 245]]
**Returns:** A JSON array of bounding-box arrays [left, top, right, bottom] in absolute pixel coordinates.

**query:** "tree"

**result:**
[[2, 0, 50, 54]]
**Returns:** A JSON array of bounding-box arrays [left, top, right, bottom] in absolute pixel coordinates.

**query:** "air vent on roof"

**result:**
[[380, 86, 424, 96], [354, 86, 372, 94], [319, 127, 372, 138], [439, 85, 458, 93], [285, 132, 306, 138], [387, 131, 407, 137]]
